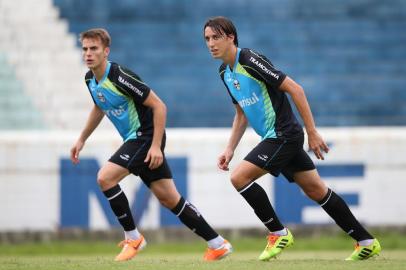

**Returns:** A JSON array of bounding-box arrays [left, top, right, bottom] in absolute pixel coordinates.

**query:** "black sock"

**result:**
[[171, 197, 218, 241], [103, 185, 136, 231], [319, 188, 373, 241], [238, 182, 284, 232]]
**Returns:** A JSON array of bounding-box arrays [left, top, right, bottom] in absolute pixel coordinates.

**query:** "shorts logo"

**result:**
[[120, 154, 130, 161], [258, 154, 268, 161]]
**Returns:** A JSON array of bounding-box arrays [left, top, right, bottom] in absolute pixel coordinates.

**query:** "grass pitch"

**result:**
[[1, 251, 405, 270], [1, 233, 405, 270]]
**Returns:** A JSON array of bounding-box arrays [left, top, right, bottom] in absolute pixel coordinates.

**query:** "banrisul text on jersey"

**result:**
[[219, 48, 303, 139]]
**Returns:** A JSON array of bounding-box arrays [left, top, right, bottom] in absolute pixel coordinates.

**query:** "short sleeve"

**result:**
[[115, 65, 151, 104], [239, 48, 286, 88]]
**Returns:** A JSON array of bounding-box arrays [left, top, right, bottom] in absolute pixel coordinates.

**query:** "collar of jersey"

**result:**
[[227, 47, 241, 74], [92, 61, 112, 87]]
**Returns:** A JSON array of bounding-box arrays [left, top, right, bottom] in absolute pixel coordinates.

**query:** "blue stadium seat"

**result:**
[[53, 0, 406, 126]]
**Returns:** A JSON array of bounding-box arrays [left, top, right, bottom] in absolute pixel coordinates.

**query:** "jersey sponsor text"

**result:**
[[249, 56, 280, 79], [104, 106, 125, 117], [238, 92, 260, 108], [118, 76, 144, 97]]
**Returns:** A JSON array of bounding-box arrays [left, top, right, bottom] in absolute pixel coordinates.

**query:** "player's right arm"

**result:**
[[218, 104, 248, 171], [279, 77, 329, 160], [70, 105, 104, 164]]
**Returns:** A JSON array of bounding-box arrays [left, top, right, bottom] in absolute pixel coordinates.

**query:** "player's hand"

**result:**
[[144, 145, 163, 170], [307, 130, 329, 160], [218, 148, 234, 171], [70, 140, 85, 164]]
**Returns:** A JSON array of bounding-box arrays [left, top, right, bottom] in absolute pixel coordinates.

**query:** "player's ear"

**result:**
[[228, 34, 235, 44], [104, 47, 110, 58]]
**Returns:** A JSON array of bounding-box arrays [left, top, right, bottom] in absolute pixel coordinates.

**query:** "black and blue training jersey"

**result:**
[[220, 48, 303, 139], [85, 62, 153, 141]]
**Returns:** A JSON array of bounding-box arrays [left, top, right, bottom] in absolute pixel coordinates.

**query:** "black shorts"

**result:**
[[109, 134, 173, 187], [244, 134, 315, 182]]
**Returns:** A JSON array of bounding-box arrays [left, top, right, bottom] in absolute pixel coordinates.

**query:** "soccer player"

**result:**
[[70, 28, 232, 262], [203, 16, 381, 261]]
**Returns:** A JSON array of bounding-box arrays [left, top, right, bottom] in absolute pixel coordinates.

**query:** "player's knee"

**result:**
[[157, 195, 178, 209], [96, 176, 107, 189], [97, 173, 113, 190], [303, 185, 327, 201], [230, 173, 249, 189]]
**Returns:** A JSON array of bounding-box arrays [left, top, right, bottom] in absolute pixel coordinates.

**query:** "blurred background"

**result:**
[[1, 0, 406, 250]]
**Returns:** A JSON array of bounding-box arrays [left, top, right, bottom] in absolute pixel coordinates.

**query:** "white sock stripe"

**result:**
[[263, 217, 274, 225], [239, 182, 255, 194], [320, 189, 333, 207], [107, 190, 123, 201], [176, 201, 187, 217], [117, 213, 127, 219]]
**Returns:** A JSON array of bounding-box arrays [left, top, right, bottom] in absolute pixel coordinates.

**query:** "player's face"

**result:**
[[204, 27, 235, 60], [81, 37, 109, 70]]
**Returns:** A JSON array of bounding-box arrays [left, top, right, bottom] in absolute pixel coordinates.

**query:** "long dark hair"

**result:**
[[204, 16, 238, 46]]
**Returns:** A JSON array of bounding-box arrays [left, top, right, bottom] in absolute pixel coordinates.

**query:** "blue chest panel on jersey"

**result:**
[[88, 62, 139, 141], [224, 49, 276, 139]]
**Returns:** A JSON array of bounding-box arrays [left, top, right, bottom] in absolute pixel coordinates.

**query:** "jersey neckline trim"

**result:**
[[227, 47, 241, 73], [92, 61, 111, 86]]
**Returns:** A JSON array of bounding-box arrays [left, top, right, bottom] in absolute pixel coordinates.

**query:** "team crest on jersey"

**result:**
[[233, 79, 241, 90], [97, 92, 106, 102]]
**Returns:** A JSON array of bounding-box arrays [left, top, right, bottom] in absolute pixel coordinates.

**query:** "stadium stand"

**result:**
[[0, 54, 44, 129], [52, 0, 406, 127], [0, 0, 97, 130], [1, 0, 405, 128]]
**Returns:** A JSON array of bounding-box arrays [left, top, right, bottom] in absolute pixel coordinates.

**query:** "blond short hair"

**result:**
[[79, 28, 111, 48]]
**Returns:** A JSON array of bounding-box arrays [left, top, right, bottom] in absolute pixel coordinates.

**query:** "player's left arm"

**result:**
[[142, 90, 166, 169], [279, 77, 329, 160], [239, 49, 286, 87]]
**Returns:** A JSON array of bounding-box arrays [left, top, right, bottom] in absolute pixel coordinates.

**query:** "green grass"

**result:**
[[1, 252, 405, 270], [1, 233, 406, 270]]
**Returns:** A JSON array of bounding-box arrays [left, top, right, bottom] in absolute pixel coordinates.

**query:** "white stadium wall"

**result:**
[[0, 128, 405, 232]]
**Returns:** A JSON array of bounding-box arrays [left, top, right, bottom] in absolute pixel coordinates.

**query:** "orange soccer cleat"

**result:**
[[203, 240, 233, 261], [114, 235, 147, 261]]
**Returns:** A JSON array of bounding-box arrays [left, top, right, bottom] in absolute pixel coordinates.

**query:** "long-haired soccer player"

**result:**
[[203, 16, 380, 261]]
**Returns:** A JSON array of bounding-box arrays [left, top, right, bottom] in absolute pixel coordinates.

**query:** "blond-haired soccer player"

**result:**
[[70, 28, 232, 262]]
